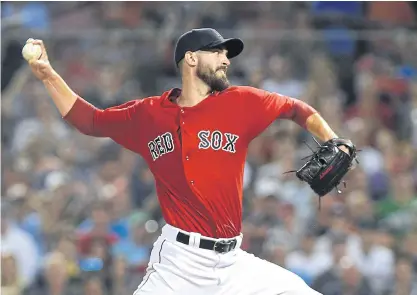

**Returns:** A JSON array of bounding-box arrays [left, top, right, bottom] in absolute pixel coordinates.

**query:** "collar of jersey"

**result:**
[[160, 88, 220, 110]]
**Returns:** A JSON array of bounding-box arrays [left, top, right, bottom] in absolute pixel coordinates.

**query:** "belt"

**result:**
[[176, 231, 238, 254]]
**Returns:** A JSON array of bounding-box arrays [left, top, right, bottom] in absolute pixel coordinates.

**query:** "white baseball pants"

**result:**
[[133, 224, 322, 295]]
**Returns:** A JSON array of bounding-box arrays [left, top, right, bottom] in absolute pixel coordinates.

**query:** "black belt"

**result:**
[[176, 231, 238, 254]]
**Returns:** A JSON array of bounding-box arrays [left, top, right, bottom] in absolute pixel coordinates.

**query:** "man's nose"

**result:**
[[222, 57, 230, 66]]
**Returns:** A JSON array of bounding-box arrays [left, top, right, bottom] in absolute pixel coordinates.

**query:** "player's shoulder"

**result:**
[[221, 85, 258, 95], [136, 95, 163, 105], [217, 86, 259, 99], [222, 85, 269, 100], [129, 92, 168, 108], [138, 88, 180, 106]]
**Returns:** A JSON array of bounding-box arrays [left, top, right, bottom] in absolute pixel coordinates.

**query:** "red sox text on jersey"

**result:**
[[148, 130, 239, 161]]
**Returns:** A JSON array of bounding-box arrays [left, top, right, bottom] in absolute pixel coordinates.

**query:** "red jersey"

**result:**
[[65, 86, 316, 238]]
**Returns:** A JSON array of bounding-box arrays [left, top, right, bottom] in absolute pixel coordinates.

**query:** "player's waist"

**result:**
[[161, 223, 243, 254]]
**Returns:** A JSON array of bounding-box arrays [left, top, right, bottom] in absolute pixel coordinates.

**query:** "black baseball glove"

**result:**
[[287, 138, 358, 201]]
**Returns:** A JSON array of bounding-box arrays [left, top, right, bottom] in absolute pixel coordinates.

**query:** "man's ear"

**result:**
[[184, 51, 197, 67]]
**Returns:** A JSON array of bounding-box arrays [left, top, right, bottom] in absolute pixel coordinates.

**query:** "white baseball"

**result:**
[[22, 43, 42, 61]]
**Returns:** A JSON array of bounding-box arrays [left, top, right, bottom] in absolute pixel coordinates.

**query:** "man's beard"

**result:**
[[196, 63, 230, 92]]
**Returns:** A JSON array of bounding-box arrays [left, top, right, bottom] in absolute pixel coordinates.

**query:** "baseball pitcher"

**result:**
[[26, 28, 357, 295]]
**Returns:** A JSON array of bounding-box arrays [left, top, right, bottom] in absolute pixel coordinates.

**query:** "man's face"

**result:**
[[196, 48, 230, 92], [396, 258, 412, 282], [92, 207, 110, 232]]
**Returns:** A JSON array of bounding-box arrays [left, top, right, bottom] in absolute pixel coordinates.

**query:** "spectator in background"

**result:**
[[349, 219, 395, 295], [312, 235, 373, 295], [264, 201, 306, 257], [111, 211, 151, 272], [401, 231, 417, 274], [11, 92, 70, 155], [77, 202, 120, 240], [83, 276, 105, 295], [340, 262, 373, 295], [111, 256, 131, 295], [242, 194, 282, 256], [130, 159, 156, 209], [384, 254, 417, 295], [261, 54, 305, 99], [285, 229, 332, 286], [39, 251, 81, 295], [377, 172, 417, 234], [345, 190, 376, 226], [80, 237, 114, 291], [5, 183, 46, 258], [314, 207, 356, 255], [1, 203, 39, 289], [1, 253, 23, 295]]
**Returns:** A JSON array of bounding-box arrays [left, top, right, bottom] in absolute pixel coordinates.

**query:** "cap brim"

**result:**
[[205, 38, 244, 59]]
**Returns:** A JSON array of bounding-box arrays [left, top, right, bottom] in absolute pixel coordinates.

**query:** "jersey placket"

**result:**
[[178, 108, 195, 187]]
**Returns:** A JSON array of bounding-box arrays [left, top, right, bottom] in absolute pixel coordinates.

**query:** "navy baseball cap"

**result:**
[[174, 28, 244, 67]]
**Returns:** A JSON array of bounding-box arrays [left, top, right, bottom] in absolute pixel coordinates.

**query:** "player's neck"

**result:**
[[177, 75, 211, 107]]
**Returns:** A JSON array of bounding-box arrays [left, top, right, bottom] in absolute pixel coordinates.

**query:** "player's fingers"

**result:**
[[32, 39, 45, 48], [28, 59, 41, 68], [32, 39, 48, 58], [33, 39, 46, 51], [29, 59, 47, 66]]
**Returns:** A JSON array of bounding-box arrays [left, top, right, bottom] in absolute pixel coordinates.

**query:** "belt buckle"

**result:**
[[213, 239, 234, 253]]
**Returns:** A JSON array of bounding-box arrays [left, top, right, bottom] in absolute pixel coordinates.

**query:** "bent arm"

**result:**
[[241, 86, 338, 143], [278, 99, 337, 142], [42, 71, 78, 117], [305, 113, 338, 142]]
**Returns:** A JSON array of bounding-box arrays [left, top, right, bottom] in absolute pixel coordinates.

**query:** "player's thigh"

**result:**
[[133, 269, 175, 295], [133, 267, 218, 295], [132, 238, 173, 295], [221, 250, 322, 295], [133, 238, 218, 295]]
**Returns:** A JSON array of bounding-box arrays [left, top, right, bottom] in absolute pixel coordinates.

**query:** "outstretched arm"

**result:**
[[264, 90, 349, 153], [25, 39, 142, 142], [277, 98, 338, 142], [281, 100, 349, 153]]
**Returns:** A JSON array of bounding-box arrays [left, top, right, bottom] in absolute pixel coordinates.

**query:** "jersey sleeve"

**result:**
[[64, 96, 145, 149], [239, 86, 317, 140]]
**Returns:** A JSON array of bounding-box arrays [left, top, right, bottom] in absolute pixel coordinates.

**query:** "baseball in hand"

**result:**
[[22, 43, 42, 62]]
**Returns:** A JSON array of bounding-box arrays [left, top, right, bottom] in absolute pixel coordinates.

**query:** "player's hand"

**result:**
[[339, 144, 357, 170], [339, 145, 350, 155], [25, 39, 55, 81]]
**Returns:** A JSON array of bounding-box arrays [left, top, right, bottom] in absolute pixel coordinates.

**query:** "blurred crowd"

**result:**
[[2, 2, 417, 295]]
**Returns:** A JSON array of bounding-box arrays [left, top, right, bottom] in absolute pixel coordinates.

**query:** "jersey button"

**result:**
[[185, 156, 189, 160], [190, 180, 194, 184], [182, 121, 185, 125], [180, 109, 185, 114]]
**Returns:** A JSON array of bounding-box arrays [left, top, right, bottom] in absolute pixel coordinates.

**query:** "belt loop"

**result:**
[[236, 233, 243, 249], [189, 232, 201, 248]]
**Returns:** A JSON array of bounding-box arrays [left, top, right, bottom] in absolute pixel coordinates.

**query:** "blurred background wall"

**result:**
[[1, 2, 417, 295]]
